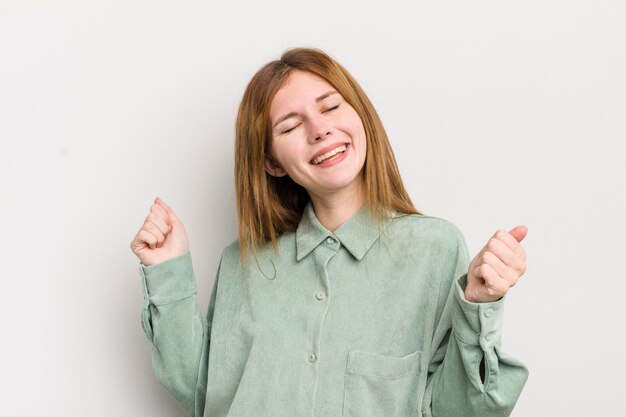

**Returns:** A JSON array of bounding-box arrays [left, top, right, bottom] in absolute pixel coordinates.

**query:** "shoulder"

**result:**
[[220, 237, 243, 270], [388, 213, 465, 250], [223, 237, 241, 258]]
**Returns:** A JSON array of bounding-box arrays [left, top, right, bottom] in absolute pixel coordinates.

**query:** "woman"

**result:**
[[130, 47, 529, 417]]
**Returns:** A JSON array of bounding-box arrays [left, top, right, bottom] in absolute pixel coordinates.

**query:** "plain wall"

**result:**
[[1, 0, 625, 415]]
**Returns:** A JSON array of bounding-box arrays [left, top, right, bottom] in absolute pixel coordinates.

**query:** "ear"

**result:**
[[264, 155, 288, 177]]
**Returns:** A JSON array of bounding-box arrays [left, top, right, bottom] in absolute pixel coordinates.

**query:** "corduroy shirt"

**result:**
[[138, 201, 528, 417]]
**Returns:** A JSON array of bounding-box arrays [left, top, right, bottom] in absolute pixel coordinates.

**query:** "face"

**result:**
[[266, 70, 367, 200]]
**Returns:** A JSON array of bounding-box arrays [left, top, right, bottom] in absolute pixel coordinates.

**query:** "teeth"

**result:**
[[313, 144, 347, 165]]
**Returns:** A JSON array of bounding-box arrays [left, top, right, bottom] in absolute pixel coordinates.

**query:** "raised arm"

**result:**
[[422, 226, 529, 417], [129, 197, 218, 416]]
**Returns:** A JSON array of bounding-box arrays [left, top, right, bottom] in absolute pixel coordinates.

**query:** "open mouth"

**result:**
[[310, 143, 349, 165]]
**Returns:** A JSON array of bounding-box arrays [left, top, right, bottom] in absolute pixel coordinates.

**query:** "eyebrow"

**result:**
[[272, 91, 339, 130]]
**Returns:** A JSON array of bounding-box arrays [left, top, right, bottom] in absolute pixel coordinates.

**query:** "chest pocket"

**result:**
[[342, 349, 422, 417]]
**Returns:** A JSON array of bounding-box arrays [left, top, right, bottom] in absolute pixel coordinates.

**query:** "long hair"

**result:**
[[234, 47, 422, 267]]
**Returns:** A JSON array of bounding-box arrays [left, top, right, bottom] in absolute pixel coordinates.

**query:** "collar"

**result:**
[[295, 200, 397, 261]]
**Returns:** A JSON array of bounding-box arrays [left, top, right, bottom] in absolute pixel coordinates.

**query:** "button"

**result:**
[[315, 292, 326, 300], [484, 332, 494, 342], [326, 237, 335, 244], [308, 353, 317, 362], [483, 309, 493, 318]]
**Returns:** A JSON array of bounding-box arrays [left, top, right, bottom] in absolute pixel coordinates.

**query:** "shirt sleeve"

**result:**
[[139, 250, 221, 417], [421, 226, 529, 417]]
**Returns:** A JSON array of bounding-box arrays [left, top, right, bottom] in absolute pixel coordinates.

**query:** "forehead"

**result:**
[[269, 70, 336, 117]]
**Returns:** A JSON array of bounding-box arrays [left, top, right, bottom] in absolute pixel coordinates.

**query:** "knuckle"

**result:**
[[487, 238, 498, 251], [141, 230, 154, 241], [495, 229, 507, 239], [481, 253, 490, 264]]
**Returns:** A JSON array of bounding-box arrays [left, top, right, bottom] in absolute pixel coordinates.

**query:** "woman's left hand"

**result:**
[[464, 226, 528, 303]]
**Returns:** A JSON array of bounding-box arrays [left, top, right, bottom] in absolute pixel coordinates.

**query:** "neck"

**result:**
[[308, 177, 367, 232]]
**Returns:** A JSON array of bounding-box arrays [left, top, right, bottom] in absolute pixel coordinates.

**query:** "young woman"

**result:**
[[130, 47, 529, 417]]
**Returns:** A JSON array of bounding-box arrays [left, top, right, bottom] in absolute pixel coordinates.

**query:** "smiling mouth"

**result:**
[[310, 143, 349, 165]]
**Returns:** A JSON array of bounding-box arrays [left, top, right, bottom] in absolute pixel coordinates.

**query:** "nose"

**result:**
[[308, 114, 332, 143]]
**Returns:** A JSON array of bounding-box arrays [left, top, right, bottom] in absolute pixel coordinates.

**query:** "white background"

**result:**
[[1, 0, 625, 415]]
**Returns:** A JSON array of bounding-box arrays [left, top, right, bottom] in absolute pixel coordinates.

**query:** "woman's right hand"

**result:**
[[130, 197, 190, 267]]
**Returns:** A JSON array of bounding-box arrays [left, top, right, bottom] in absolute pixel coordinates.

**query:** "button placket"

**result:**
[[307, 238, 336, 369]]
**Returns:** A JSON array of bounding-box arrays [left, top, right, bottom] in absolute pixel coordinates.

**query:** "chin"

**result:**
[[320, 172, 363, 192]]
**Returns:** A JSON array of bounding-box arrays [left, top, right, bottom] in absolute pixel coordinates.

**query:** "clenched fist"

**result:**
[[464, 226, 528, 303], [129, 197, 189, 267]]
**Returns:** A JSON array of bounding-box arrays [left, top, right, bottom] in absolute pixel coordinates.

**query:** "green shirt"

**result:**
[[138, 201, 528, 417]]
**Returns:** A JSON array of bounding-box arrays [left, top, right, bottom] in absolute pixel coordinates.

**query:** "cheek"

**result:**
[[272, 141, 304, 168], [347, 117, 366, 148], [354, 124, 367, 161], [344, 110, 366, 137]]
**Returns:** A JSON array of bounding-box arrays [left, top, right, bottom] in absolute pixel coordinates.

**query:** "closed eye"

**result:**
[[282, 124, 300, 134], [281, 105, 340, 135]]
